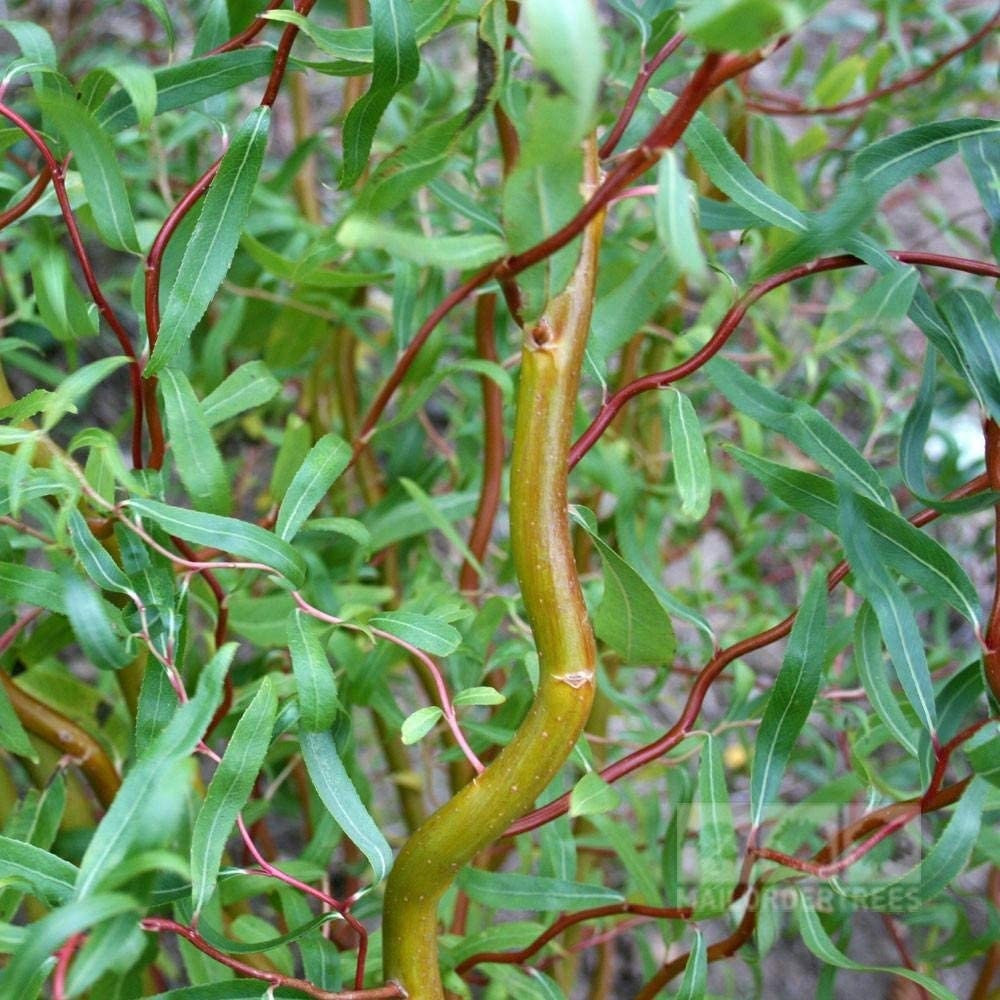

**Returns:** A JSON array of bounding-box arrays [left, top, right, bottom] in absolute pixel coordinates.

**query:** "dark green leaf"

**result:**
[[938, 288, 1000, 425], [61, 568, 131, 671], [0, 563, 65, 613], [288, 611, 339, 732], [148, 107, 271, 374], [202, 361, 281, 427], [369, 611, 462, 656], [0, 837, 77, 904], [275, 434, 351, 542], [191, 677, 277, 914], [750, 568, 827, 827], [457, 869, 624, 912]]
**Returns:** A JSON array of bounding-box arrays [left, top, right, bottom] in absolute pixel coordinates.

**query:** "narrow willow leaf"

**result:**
[[61, 569, 131, 671], [675, 931, 707, 1000], [684, 0, 807, 52], [134, 661, 178, 757], [365, 487, 477, 551], [666, 388, 711, 521], [201, 361, 280, 427], [682, 107, 809, 232], [655, 151, 706, 279], [834, 777, 987, 911], [0, 837, 77, 904], [288, 611, 339, 732], [85, 62, 157, 129], [400, 705, 443, 744], [40, 93, 140, 252], [0, 562, 64, 612], [964, 724, 1000, 787], [191, 677, 277, 915], [855, 118, 1000, 202], [796, 891, 958, 999], [750, 568, 827, 827], [129, 498, 307, 587], [275, 434, 351, 542], [457, 870, 624, 912], [0, 894, 137, 998], [299, 729, 392, 883], [160, 368, 231, 515], [708, 357, 889, 505], [586, 529, 676, 666], [849, 266, 919, 329], [900, 349, 936, 499], [837, 488, 937, 735], [938, 288, 1000, 425], [369, 611, 461, 656], [521, 0, 602, 141], [148, 107, 270, 374], [854, 604, 919, 757], [98, 50, 275, 133], [731, 446, 984, 624], [340, 0, 420, 187], [569, 771, 620, 818], [63, 911, 145, 997], [398, 477, 484, 573], [40, 356, 130, 432], [695, 734, 738, 916], [75, 646, 232, 897], [337, 215, 506, 269], [67, 510, 133, 595]]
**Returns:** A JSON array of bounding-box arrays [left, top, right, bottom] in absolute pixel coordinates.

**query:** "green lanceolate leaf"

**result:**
[[457, 869, 624, 912], [287, 611, 339, 732], [337, 215, 506, 269], [695, 734, 738, 916], [676, 931, 707, 1000], [201, 361, 280, 427], [0, 682, 37, 762], [569, 771, 620, 818], [570, 515, 676, 666], [666, 388, 711, 521], [750, 568, 828, 827], [655, 151, 706, 280], [41, 356, 131, 431], [190, 677, 277, 915], [160, 367, 231, 515], [938, 288, 1000, 425], [0, 563, 65, 613], [40, 93, 140, 253], [61, 568, 131, 671], [708, 357, 889, 505], [682, 108, 809, 233], [369, 610, 462, 656], [0, 837, 77, 904], [962, 132, 1000, 225], [796, 891, 958, 999], [837, 488, 937, 735], [299, 729, 392, 883], [340, 0, 420, 187], [67, 510, 133, 595], [98, 50, 275, 133], [853, 604, 919, 757], [129, 498, 307, 587], [148, 107, 270, 375], [400, 705, 442, 744], [75, 646, 232, 897], [275, 434, 351, 542]]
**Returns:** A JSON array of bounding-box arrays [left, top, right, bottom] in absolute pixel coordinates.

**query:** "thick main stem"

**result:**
[[381, 142, 604, 998]]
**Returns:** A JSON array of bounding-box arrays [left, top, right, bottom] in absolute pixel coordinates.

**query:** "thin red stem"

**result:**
[[0, 165, 51, 231], [206, 0, 285, 55]]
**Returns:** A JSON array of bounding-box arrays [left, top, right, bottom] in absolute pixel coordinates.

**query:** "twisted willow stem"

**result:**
[[381, 140, 604, 998]]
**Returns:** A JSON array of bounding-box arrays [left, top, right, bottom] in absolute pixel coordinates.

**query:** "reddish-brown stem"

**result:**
[[970, 866, 1000, 999], [508, 472, 989, 835], [599, 33, 686, 159], [52, 933, 85, 1000], [206, 0, 285, 55], [746, 9, 1000, 116], [139, 918, 400, 1000], [260, 0, 318, 108], [0, 102, 144, 466], [0, 165, 51, 231], [455, 902, 692, 976], [640, 779, 971, 995], [569, 251, 1000, 467], [459, 293, 505, 594]]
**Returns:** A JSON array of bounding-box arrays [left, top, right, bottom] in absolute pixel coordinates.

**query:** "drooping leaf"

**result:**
[[339, 0, 420, 187], [666, 388, 711, 521], [275, 434, 351, 542], [40, 92, 140, 252], [75, 646, 232, 897], [190, 677, 277, 915], [750, 568, 828, 827], [128, 498, 307, 587], [457, 869, 624, 912], [61, 568, 132, 671], [160, 367, 231, 516], [147, 107, 271, 374], [694, 734, 738, 916], [287, 611, 339, 732], [299, 729, 393, 884], [675, 931, 707, 1000], [655, 150, 706, 280]]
